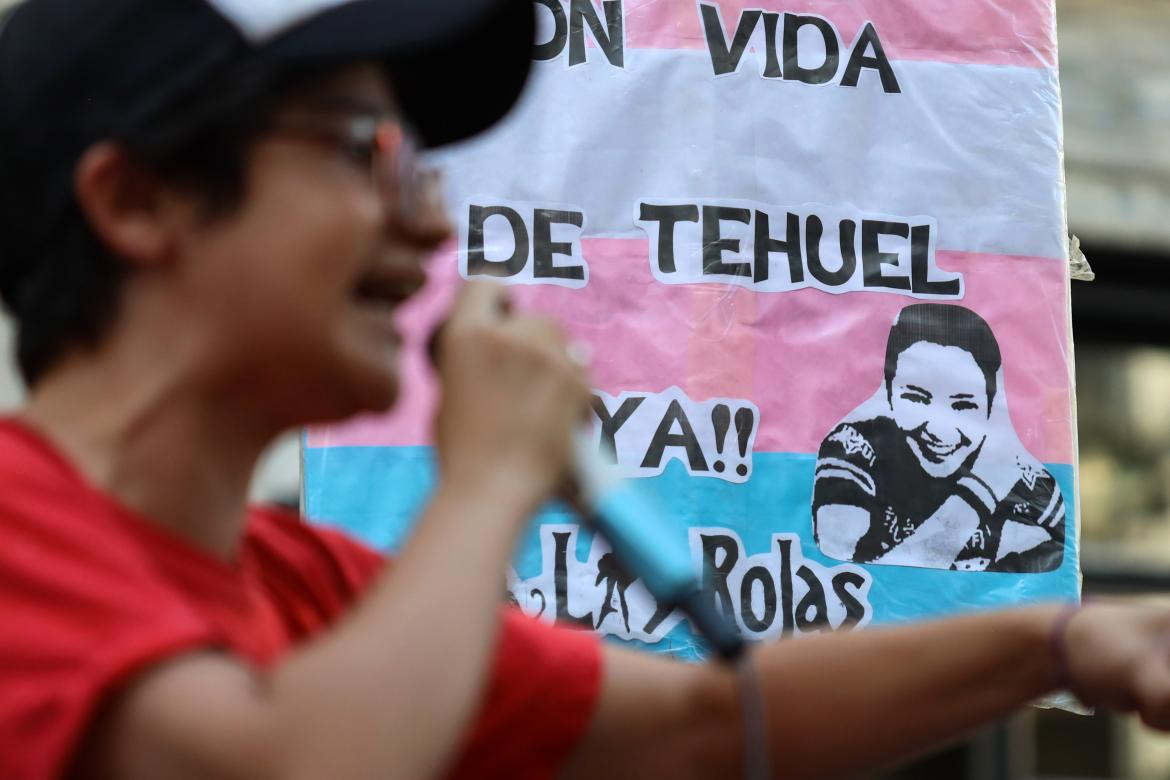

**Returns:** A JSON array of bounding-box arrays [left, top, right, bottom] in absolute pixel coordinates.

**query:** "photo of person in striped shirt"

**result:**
[[813, 303, 1065, 573]]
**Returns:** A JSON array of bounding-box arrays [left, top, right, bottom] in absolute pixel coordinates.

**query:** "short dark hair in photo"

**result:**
[[883, 303, 1002, 409]]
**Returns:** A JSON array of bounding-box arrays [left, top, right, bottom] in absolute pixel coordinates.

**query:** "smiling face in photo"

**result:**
[[888, 341, 991, 478]]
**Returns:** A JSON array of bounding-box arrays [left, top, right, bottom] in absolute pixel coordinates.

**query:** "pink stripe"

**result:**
[[308, 241, 1073, 464], [622, 0, 1054, 68], [687, 285, 758, 401]]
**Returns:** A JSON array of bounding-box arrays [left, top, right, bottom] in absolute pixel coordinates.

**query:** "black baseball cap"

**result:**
[[0, 0, 535, 149], [0, 0, 534, 303]]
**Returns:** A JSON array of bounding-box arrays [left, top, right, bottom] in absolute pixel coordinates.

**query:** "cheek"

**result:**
[[261, 179, 381, 294], [955, 412, 989, 444], [891, 399, 926, 431], [204, 178, 381, 328]]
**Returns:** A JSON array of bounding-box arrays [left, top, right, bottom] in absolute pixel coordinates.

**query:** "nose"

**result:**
[[387, 169, 453, 249], [919, 421, 945, 444], [921, 409, 966, 445]]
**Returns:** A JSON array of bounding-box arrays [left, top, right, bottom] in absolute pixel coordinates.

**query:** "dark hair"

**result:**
[[0, 61, 317, 386], [883, 303, 1002, 410]]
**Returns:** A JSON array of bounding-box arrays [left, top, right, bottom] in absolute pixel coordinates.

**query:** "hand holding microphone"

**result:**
[[430, 282, 590, 521], [430, 282, 745, 660]]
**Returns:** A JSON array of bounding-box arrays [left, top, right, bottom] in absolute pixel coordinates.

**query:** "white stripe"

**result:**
[[817, 457, 876, 489], [437, 50, 1065, 260], [956, 476, 996, 513], [815, 468, 875, 496], [1036, 490, 1063, 529], [815, 459, 876, 495]]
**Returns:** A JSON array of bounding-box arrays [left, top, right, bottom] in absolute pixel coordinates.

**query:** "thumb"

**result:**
[[449, 280, 512, 326], [1133, 647, 1170, 731], [430, 281, 512, 366]]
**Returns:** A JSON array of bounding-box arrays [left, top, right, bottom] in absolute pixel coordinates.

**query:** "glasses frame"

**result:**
[[268, 112, 431, 220]]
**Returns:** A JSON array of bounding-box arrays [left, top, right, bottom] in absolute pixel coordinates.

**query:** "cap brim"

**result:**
[[268, 0, 535, 148]]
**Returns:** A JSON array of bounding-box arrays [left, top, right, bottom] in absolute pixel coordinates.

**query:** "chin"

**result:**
[[328, 336, 404, 412], [918, 459, 963, 480], [345, 370, 401, 415], [304, 362, 401, 424]]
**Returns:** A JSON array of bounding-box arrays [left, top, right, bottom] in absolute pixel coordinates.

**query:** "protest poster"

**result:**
[[304, 0, 1078, 659]]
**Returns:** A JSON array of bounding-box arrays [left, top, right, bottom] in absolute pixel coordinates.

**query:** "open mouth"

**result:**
[[922, 440, 961, 458], [350, 271, 418, 309], [347, 268, 425, 350], [909, 433, 968, 463]]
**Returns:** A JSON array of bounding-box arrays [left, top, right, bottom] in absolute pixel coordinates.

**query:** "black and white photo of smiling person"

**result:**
[[812, 304, 1065, 573]]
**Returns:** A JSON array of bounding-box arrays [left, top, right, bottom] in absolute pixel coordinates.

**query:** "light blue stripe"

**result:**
[[305, 445, 1079, 658]]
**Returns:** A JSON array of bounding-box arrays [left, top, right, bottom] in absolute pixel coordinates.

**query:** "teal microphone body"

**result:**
[[566, 433, 746, 661], [426, 323, 743, 659]]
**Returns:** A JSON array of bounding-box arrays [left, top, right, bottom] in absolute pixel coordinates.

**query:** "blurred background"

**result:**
[[0, 0, 1167, 776], [879, 1, 1170, 777]]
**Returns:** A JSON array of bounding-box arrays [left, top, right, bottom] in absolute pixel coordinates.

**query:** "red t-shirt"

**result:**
[[0, 420, 602, 779]]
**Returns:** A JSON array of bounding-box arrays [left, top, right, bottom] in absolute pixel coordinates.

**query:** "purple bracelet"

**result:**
[[1049, 601, 1084, 692]]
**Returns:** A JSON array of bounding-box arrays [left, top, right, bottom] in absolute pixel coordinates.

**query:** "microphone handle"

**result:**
[[568, 434, 746, 662], [428, 323, 743, 660]]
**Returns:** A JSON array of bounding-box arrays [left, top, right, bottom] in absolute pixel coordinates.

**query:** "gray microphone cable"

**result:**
[[738, 651, 772, 780]]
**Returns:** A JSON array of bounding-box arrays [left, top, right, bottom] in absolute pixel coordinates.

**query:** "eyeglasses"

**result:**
[[270, 113, 439, 222]]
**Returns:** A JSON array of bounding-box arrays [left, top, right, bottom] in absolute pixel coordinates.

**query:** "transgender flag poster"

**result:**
[[304, 0, 1079, 658]]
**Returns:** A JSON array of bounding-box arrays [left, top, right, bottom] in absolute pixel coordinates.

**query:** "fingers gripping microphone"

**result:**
[[428, 323, 745, 661]]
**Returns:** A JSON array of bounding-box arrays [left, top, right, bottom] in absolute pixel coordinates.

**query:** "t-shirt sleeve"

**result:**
[[0, 505, 218, 779], [1000, 467, 1066, 536], [446, 610, 604, 780], [308, 523, 387, 587], [989, 466, 1066, 573], [256, 508, 389, 593], [256, 510, 602, 779], [813, 423, 879, 512]]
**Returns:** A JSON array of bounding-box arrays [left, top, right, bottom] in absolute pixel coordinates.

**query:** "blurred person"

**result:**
[[1, 2, 1170, 780], [814, 304, 1064, 573]]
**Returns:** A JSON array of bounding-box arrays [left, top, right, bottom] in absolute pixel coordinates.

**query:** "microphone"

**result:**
[[564, 432, 746, 660], [428, 323, 746, 661]]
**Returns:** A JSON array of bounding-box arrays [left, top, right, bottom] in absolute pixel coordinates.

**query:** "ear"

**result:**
[[74, 142, 187, 268]]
